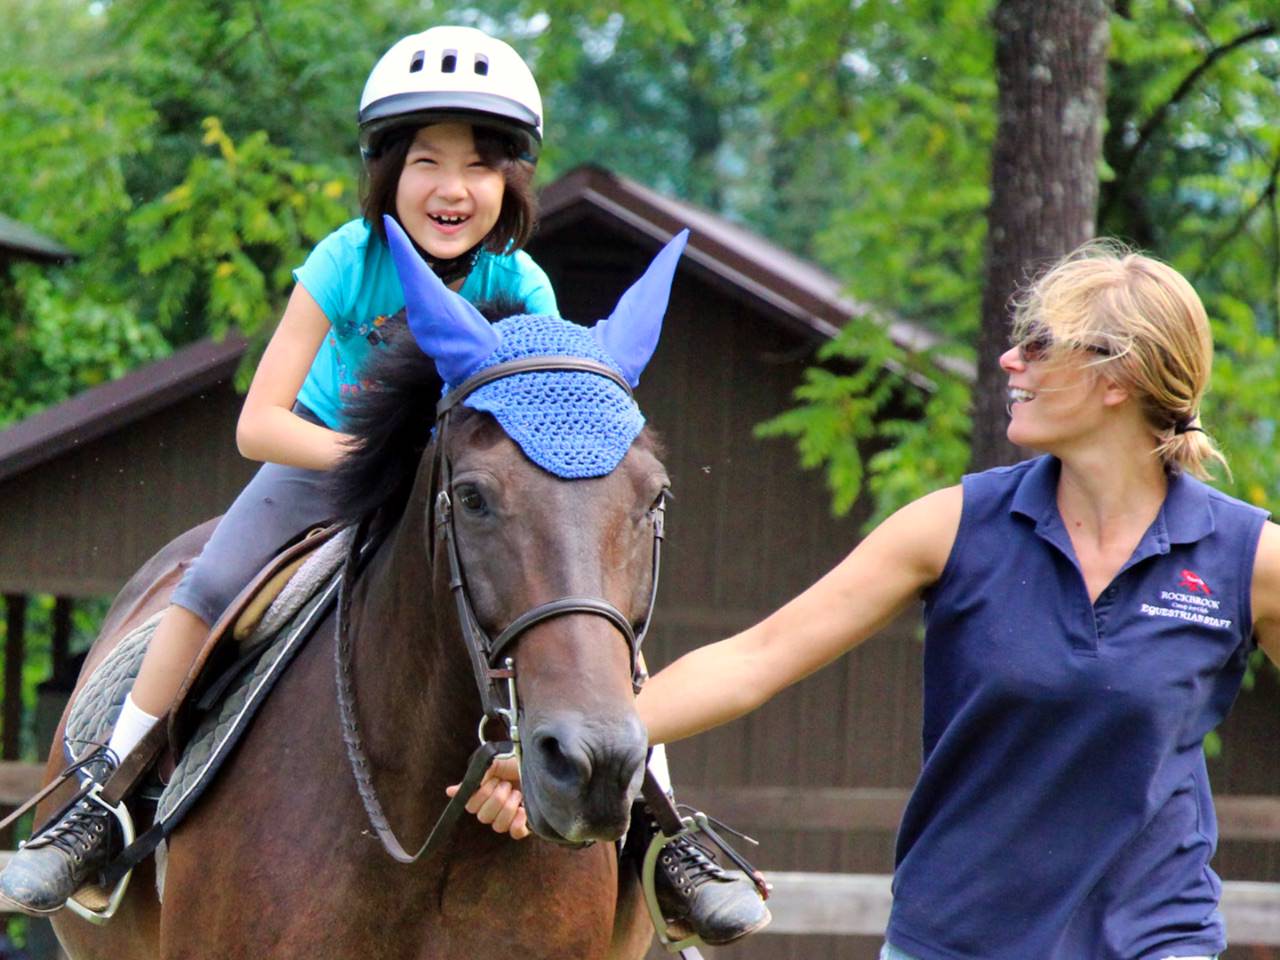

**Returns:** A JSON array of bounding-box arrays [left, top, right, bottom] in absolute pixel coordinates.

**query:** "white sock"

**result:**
[[648, 743, 673, 795], [107, 693, 161, 761]]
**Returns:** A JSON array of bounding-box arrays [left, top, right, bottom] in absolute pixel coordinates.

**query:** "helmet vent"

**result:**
[[474, 54, 489, 75], [441, 50, 458, 73], [409, 50, 425, 73]]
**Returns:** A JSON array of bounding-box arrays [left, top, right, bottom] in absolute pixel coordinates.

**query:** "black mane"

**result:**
[[327, 296, 527, 529]]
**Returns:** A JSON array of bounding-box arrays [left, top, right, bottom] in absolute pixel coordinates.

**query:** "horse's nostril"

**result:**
[[531, 729, 591, 787]]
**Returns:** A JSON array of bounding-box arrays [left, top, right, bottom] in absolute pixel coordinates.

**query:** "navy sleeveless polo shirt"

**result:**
[[886, 456, 1267, 960]]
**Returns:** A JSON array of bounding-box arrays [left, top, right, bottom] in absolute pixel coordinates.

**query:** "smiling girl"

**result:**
[[1, 27, 770, 943], [0, 24, 555, 915]]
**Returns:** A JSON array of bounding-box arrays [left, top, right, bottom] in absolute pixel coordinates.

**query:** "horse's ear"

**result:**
[[592, 229, 689, 387], [383, 214, 499, 384]]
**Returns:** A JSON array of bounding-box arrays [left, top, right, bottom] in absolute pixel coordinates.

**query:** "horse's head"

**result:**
[[355, 217, 686, 844]]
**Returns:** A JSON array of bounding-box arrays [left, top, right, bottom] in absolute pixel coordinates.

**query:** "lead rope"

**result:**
[[333, 520, 512, 864]]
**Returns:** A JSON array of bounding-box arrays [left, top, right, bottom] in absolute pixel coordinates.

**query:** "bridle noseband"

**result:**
[[335, 355, 665, 863]]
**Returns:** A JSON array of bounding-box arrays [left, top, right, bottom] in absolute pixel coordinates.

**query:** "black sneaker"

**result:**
[[653, 826, 771, 946], [0, 757, 120, 916]]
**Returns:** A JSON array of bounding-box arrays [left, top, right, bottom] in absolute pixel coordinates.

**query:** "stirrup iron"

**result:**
[[63, 785, 136, 925], [640, 804, 771, 958], [641, 811, 707, 958]]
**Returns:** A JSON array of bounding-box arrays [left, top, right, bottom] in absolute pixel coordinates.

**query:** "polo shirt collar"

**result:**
[[1160, 468, 1215, 544], [1009, 455, 1215, 553], [1009, 455, 1061, 526]]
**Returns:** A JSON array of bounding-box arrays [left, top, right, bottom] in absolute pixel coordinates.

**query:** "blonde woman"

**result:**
[[467, 242, 1280, 960]]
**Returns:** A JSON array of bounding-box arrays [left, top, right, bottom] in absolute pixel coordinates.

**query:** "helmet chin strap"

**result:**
[[407, 232, 482, 286]]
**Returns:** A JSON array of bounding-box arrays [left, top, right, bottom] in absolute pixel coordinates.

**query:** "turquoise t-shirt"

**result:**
[[292, 218, 558, 428]]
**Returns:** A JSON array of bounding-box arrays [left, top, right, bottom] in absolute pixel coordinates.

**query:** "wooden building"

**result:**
[[0, 168, 1277, 959], [0, 214, 75, 752]]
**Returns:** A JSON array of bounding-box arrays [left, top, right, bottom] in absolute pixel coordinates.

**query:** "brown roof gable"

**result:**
[[0, 336, 247, 484], [0, 214, 75, 265], [538, 164, 953, 361]]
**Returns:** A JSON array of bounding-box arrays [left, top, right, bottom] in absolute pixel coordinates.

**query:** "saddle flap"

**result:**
[[170, 521, 346, 746]]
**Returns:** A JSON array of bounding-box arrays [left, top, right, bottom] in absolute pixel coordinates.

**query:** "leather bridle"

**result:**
[[335, 355, 666, 863], [434, 355, 665, 719]]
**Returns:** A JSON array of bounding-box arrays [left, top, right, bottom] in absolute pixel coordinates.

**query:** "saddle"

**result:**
[[169, 521, 348, 747], [46, 523, 352, 919]]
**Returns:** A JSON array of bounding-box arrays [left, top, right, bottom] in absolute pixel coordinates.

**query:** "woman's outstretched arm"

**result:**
[[637, 484, 962, 745], [449, 483, 963, 834]]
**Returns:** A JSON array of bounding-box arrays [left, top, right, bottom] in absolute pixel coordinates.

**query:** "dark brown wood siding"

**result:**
[[0, 383, 255, 596]]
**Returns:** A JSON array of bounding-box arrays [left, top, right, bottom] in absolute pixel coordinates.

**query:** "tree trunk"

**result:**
[[969, 0, 1110, 471]]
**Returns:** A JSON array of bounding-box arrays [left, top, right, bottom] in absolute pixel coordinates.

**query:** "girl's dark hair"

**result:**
[[328, 295, 527, 529], [360, 122, 538, 254]]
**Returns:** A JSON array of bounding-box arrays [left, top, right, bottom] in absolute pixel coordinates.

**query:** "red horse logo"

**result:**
[[1178, 569, 1212, 595]]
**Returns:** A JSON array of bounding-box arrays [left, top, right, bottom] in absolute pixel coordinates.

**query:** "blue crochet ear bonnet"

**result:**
[[383, 215, 689, 479], [452, 315, 643, 479]]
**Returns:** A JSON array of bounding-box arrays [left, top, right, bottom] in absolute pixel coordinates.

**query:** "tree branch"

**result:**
[[1270, 185, 1280, 337], [1106, 22, 1276, 215], [249, 0, 291, 92], [1133, 24, 1274, 158], [1191, 147, 1280, 286]]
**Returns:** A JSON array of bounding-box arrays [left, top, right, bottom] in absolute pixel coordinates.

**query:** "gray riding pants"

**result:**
[[169, 404, 335, 626]]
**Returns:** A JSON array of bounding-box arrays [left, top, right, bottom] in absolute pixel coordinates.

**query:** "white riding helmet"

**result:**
[[359, 26, 543, 162]]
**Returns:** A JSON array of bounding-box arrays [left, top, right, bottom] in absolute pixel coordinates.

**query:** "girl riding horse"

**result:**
[[0, 24, 766, 948]]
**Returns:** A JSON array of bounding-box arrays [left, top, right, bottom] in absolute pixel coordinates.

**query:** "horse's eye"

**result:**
[[456, 484, 487, 515]]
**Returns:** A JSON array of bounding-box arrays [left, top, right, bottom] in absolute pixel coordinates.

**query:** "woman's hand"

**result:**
[[446, 756, 529, 839]]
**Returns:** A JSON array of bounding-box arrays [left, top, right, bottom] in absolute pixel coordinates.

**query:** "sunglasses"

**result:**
[[1015, 331, 1111, 363]]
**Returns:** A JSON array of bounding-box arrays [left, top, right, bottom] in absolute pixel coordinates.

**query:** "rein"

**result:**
[[335, 355, 666, 864]]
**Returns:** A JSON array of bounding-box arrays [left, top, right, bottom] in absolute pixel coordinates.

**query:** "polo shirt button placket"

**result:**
[[1093, 583, 1119, 639]]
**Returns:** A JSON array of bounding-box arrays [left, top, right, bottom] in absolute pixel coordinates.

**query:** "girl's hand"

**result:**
[[446, 757, 529, 839]]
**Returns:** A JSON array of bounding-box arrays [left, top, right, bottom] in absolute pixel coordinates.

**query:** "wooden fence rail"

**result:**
[[8, 767, 1280, 841], [763, 873, 1280, 944], [4, 765, 1280, 944], [681, 785, 1280, 841]]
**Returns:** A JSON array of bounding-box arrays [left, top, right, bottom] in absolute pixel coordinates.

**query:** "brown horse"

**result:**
[[39, 230, 692, 959]]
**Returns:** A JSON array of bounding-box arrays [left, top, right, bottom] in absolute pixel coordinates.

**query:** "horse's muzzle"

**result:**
[[520, 711, 648, 844]]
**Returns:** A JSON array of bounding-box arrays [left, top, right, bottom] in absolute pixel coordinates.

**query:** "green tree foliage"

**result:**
[[2, 0, 1279, 564], [0, 268, 169, 424], [752, 0, 1280, 523], [128, 118, 352, 346], [0, 0, 169, 426], [1100, 1, 1280, 512], [750, 0, 994, 519], [5, 0, 1278, 505]]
